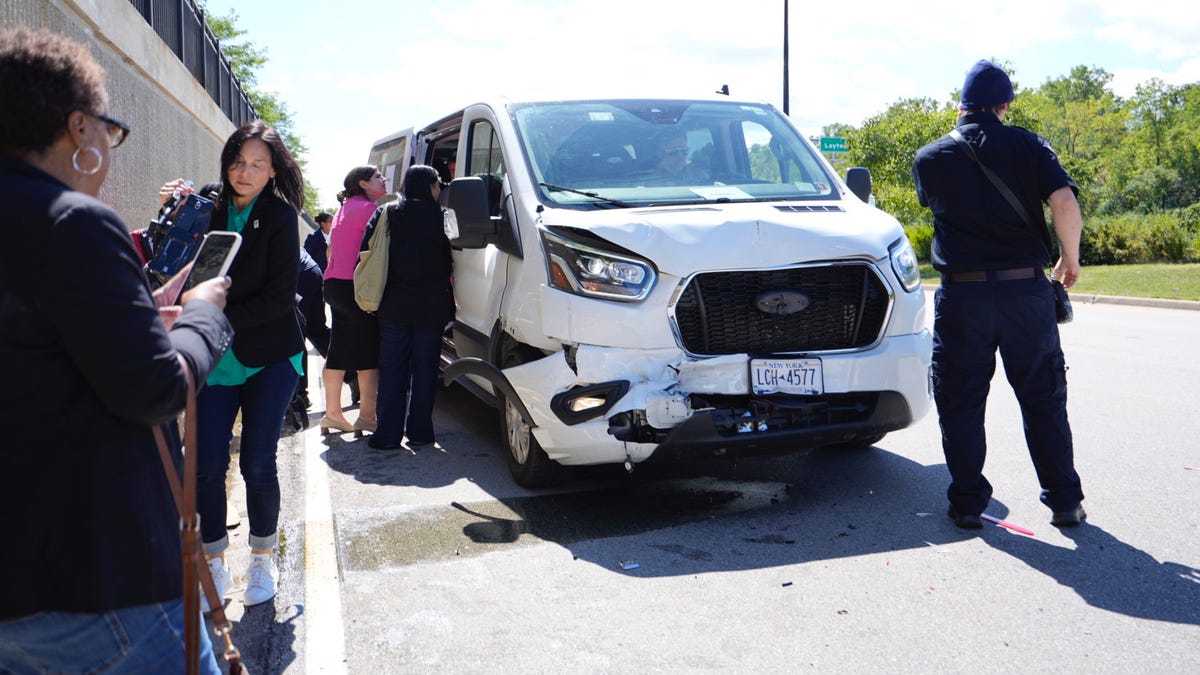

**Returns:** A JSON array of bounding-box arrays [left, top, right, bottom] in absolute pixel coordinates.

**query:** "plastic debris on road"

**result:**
[[619, 561, 640, 570], [981, 513, 1035, 536]]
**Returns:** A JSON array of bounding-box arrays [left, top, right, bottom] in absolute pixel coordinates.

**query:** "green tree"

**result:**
[[1039, 65, 1113, 107], [838, 97, 955, 228], [203, 8, 319, 214], [1127, 80, 1200, 208], [1016, 67, 1129, 217], [749, 143, 780, 182]]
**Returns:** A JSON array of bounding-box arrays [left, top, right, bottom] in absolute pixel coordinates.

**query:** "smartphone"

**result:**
[[176, 231, 242, 303]]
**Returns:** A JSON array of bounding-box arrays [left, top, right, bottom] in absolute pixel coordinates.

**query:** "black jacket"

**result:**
[[304, 228, 328, 272], [363, 199, 454, 327], [0, 156, 233, 618], [204, 184, 304, 367]]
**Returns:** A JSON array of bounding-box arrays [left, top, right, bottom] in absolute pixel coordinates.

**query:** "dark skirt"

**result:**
[[323, 278, 379, 370]]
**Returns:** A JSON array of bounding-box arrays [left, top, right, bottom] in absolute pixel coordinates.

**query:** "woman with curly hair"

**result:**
[[0, 28, 231, 673]]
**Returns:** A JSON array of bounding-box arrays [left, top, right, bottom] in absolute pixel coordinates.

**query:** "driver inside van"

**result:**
[[647, 130, 709, 185]]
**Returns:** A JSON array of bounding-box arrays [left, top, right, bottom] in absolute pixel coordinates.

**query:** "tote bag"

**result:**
[[353, 205, 391, 312]]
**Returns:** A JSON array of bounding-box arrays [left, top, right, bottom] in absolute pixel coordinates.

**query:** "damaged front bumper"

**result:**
[[487, 333, 932, 467]]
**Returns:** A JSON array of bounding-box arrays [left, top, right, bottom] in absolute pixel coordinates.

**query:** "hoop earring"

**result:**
[[72, 146, 103, 176]]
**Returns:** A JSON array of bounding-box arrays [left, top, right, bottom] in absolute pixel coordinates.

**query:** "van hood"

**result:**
[[540, 201, 904, 276]]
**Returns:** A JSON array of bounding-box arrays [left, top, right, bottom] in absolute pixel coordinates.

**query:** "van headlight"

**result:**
[[541, 230, 656, 302], [889, 237, 921, 292]]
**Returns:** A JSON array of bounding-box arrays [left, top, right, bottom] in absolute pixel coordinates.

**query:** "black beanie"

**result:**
[[960, 60, 1014, 109]]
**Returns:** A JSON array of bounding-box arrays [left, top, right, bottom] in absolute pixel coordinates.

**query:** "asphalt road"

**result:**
[[220, 292, 1200, 673]]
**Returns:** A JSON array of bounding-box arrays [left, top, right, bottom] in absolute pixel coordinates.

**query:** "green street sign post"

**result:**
[[819, 136, 848, 153]]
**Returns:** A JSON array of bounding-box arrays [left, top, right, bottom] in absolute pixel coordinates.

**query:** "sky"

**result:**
[[198, 0, 1200, 208]]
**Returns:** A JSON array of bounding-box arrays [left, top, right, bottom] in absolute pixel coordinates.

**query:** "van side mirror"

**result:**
[[444, 176, 524, 258], [445, 177, 493, 249], [845, 167, 872, 203]]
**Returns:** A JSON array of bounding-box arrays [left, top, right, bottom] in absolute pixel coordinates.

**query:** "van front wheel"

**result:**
[[497, 341, 562, 487]]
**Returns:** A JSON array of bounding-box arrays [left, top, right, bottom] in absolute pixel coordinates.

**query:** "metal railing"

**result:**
[[126, 0, 256, 126]]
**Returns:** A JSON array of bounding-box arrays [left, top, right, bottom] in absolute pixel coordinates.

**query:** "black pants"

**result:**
[[932, 276, 1083, 515], [375, 318, 443, 446]]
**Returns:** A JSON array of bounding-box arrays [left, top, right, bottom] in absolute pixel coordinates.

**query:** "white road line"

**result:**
[[304, 408, 348, 673]]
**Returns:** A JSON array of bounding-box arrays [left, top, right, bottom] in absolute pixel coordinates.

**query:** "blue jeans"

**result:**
[[196, 359, 298, 554], [0, 599, 218, 674], [932, 276, 1083, 515], [376, 319, 443, 445]]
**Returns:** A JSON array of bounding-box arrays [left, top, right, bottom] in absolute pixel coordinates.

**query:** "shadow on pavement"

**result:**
[[984, 521, 1200, 626], [331, 439, 996, 574], [315, 382, 1200, 629], [226, 601, 299, 674], [317, 383, 520, 493]]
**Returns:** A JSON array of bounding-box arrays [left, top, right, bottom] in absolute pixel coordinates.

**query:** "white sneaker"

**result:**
[[244, 553, 278, 607], [200, 557, 233, 614]]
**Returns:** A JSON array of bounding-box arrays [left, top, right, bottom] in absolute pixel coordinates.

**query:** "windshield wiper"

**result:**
[[539, 182, 635, 208]]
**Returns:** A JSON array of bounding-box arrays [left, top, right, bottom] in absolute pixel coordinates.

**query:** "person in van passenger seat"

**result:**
[[364, 165, 454, 450]]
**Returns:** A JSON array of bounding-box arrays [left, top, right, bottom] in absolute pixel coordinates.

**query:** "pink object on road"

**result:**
[[981, 513, 1035, 536]]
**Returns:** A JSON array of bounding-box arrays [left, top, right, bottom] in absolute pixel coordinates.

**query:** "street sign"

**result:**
[[819, 136, 848, 153]]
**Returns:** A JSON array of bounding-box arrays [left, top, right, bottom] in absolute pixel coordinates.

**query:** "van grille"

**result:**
[[672, 264, 890, 355]]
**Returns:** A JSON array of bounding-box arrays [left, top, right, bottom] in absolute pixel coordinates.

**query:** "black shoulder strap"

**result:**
[[948, 128, 1054, 256]]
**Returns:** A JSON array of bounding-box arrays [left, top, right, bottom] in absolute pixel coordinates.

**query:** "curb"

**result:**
[[1071, 293, 1200, 312], [921, 283, 1200, 312]]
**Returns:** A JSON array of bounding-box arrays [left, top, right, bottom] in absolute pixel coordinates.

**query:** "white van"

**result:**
[[368, 97, 932, 486]]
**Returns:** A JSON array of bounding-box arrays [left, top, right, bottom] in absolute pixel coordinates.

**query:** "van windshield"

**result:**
[[510, 100, 837, 208]]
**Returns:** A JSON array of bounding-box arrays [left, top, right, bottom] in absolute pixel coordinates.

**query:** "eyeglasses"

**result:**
[[664, 148, 688, 157], [94, 113, 131, 148]]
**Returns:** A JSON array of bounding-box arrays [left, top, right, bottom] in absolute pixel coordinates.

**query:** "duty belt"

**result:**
[[942, 267, 1040, 283]]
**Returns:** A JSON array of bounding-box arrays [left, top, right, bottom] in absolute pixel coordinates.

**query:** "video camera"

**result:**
[[144, 182, 214, 286]]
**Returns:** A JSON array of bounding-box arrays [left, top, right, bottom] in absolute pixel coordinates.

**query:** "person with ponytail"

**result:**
[[319, 166, 387, 436]]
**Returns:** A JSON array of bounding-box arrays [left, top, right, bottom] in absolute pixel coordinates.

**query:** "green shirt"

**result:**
[[206, 195, 305, 387]]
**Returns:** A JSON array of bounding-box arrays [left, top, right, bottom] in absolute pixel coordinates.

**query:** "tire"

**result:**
[[496, 339, 562, 487]]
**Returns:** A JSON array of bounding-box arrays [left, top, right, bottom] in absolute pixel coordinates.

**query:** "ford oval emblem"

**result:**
[[754, 290, 810, 316]]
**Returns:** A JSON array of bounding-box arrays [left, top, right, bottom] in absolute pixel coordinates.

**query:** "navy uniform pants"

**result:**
[[932, 275, 1083, 516]]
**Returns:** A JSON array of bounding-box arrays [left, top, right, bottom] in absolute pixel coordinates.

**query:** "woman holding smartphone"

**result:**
[[0, 28, 231, 672], [186, 121, 307, 611]]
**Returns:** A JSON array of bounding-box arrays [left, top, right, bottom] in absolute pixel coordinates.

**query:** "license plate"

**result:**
[[750, 357, 823, 395]]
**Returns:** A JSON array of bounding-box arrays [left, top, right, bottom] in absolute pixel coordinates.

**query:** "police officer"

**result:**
[[912, 60, 1085, 529]]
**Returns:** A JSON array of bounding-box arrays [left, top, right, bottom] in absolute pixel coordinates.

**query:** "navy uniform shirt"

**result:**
[[912, 112, 1077, 273]]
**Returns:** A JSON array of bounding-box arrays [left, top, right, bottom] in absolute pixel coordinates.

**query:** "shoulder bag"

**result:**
[[152, 357, 246, 675], [948, 128, 1073, 323], [353, 205, 391, 312]]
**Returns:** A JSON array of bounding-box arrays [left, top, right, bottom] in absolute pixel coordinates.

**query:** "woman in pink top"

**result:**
[[320, 166, 388, 434]]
